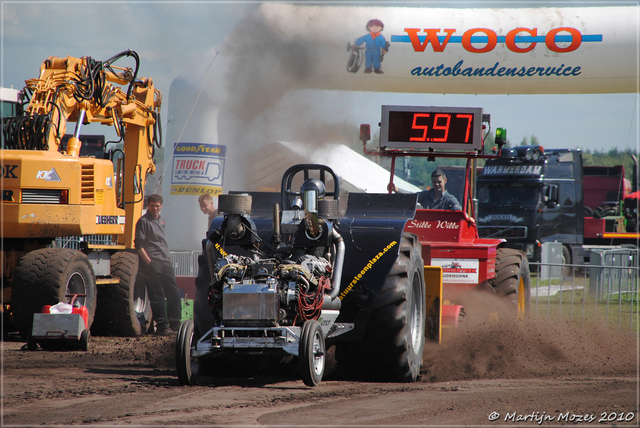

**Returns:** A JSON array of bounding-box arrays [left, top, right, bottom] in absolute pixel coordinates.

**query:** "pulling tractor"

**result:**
[[1, 51, 162, 340], [177, 105, 530, 386], [178, 164, 430, 386]]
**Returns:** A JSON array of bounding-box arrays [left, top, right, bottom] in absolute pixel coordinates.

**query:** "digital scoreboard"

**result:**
[[380, 106, 483, 151]]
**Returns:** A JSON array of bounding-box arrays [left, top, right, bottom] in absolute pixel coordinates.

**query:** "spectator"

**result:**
[[135, 194, 182, 335], [198, 194, 218, 227]]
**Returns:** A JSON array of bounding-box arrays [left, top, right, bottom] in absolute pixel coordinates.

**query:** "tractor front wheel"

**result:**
[[176, 320, 200, 385], [299, 320, 325, 387]]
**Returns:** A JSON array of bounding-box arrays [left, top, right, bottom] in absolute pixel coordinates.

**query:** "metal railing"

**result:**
[[529, 248, 638, 331], [54, 235, 117, 249], [53, 237, 200, 276], [170, 251, 200, 277], [52, 238, 638, 331]]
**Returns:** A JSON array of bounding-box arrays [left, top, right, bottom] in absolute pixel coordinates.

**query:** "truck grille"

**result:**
[[81, 164, 95, 202], [478, 226, 527, 238], [21, 189, 65, 204]]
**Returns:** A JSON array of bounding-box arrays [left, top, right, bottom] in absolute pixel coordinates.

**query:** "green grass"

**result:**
[[530, 288, 639, 332], [181, 299, 194, 321], [528, 270, 638, 331]]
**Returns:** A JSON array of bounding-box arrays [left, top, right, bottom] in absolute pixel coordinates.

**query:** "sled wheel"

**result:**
[[493, 248, 531, 319], [92, 250, 152, 337], [80, 329, 91, 351], [12, 248, 97, 339], [336, 233, 425, 382], [176, 320, 200, 385], [299, 320, 325, 387]]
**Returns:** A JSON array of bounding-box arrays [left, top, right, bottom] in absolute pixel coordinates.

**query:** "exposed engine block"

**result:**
[[208, 254, 332, 327]]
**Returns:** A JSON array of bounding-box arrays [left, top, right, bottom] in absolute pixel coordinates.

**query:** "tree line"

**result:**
[[390, 133, 638, 190]]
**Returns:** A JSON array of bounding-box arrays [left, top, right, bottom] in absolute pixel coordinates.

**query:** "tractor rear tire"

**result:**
[[92, 250, 152, 336], [492, 248, 531, 317], [194, 253, 216, 337], [12, 248, 97, 339], [336, 233, 425, 382]]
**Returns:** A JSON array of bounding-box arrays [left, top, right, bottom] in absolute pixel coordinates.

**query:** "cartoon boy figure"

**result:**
[[352, 19, 388, 74]]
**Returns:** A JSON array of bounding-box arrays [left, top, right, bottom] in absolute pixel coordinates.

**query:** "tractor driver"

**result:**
[[417, 169, 462, 211]]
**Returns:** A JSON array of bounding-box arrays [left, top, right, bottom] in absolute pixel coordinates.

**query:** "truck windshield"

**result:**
[[477, 183, 540, 208]]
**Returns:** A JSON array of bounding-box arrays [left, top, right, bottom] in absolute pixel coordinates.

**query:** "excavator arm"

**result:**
[[2, 50, 162, 248]]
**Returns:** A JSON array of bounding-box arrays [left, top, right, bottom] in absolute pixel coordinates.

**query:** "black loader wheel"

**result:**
[[336, 233, 425, 382], [299, 320, 325, 387], [12, 248, 97, 339], [492, 248, 531, 318], [92, 250, 152, 336], [176, 320, 200, 385]]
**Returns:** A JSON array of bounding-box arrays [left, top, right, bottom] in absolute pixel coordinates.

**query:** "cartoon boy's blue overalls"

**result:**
[[354, 32, 387, 71]]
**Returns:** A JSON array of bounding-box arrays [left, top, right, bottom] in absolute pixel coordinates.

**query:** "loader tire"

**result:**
[[91, 250, 152, 336], [12, 248, 97, 339], [336, 233, 425, 382], [492, 247, 531, 317]]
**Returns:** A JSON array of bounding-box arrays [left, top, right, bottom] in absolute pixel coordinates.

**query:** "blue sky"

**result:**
[[2, 1, 638, 153]]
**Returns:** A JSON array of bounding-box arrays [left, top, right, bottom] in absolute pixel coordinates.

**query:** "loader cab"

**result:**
[[1, 87, 21, 148]]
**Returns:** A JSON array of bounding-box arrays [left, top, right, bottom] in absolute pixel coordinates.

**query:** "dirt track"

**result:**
[[2, 314, 638, 426]]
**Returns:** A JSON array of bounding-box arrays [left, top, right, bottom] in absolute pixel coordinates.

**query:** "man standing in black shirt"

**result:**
[[135, 194, 181, 335]]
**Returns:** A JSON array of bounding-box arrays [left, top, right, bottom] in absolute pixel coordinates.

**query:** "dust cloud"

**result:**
[[219, 14, 321, 121], [211, 7, 361, 156], [421, 292, 638, 383]]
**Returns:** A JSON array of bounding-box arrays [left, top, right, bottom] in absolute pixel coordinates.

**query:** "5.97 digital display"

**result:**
[[380, 106, 483, 151]]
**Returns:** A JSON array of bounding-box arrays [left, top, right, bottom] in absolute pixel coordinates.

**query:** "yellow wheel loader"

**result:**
[[2, 51, 162, 338]]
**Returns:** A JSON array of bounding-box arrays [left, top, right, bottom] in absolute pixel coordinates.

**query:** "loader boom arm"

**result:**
[[2, 50, 162, 248]]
